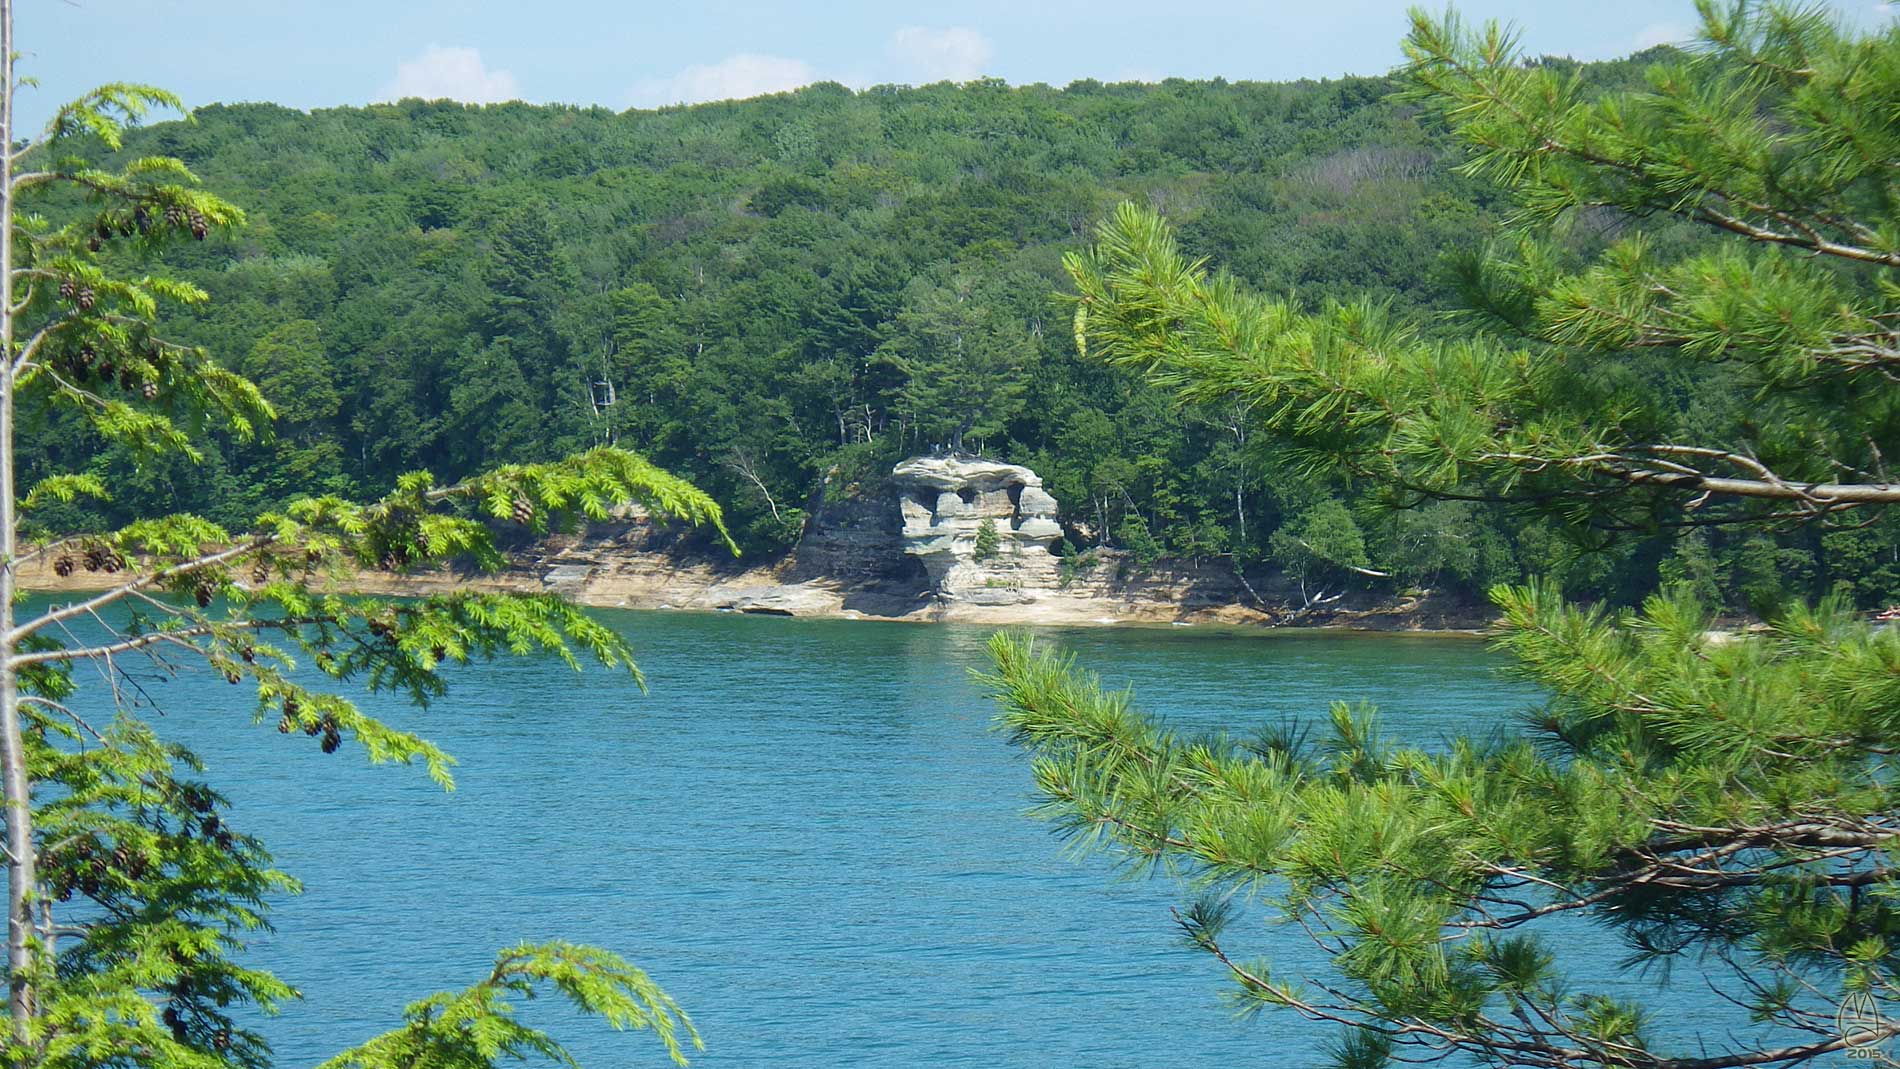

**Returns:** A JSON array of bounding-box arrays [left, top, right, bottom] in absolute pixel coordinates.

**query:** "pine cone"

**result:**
[[57, 278, 74, 300], [277, 713, 293, 734], [53, 555, 73, 577], [512, 497, 534, 524], [193, 583, 213, 608], [77, 345, 95, 366], [251, 562, 268, 584], [133, 206, 151, 233], [164, 204, 185, 226], [75, 287, 95, 311], [189, 211, 208, 240], [142, 382, 159, 401], [82, 548, 104, 572], [320, 729, 341, 754]]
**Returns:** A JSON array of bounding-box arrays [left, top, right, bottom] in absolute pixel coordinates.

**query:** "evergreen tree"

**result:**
[[875, 273, 1031, 454], [0, 8, 724, 1064], [992, 4, 1900, 1065]]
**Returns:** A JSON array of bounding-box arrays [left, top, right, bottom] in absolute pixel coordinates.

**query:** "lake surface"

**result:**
[[56, 610, 1680, 1066]]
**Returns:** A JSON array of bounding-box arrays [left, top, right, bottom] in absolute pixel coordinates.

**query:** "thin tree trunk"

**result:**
[[0, 0, 33, 1033]]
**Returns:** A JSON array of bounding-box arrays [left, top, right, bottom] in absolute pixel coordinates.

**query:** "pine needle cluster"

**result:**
[[1000, 3, 1900, 1065]]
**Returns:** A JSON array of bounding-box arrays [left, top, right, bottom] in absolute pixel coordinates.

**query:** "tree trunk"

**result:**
[[0, 0, 34, 1033]]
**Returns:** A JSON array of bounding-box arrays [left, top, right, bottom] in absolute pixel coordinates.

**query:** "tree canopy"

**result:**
[[30, 50, 1865, 613]]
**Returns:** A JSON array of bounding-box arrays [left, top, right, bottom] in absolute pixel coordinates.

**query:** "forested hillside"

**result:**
[[24, 55, 1896, 611]]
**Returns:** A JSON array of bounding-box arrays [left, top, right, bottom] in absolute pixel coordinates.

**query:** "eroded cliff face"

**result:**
[[892, 456, 1061, 605], [21, 453, 1485, 627]]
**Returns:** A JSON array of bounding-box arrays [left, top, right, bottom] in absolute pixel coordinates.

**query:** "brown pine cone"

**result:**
[[53, 555, 73, 577], [142, 382, 159, 401]]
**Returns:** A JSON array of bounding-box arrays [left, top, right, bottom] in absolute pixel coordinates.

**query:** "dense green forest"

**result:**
[[24, 56, 1900, 610]]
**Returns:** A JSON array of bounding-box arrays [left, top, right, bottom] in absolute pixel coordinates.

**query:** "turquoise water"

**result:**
[[59, 610, 1659, 1066]]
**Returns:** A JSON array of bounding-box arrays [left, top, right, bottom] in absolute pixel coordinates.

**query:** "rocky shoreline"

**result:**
[[16, 526, 1496, 634], [16, 456, 1500, 633], [16, 552, 1494, 632]]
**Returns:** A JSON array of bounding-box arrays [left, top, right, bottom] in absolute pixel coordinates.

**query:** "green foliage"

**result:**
[[989, 587, 1900, 1066], [16, 41, 1874, 604], [1267, 498, 1370, 598], [18, 59, 1571, 579], [320, 944, 699, 1069], [996, 4, 1900, 1066], [1056, 547, 1099, 588], [1057, 3, 1900, 602], [1, 63, 725, 1069]]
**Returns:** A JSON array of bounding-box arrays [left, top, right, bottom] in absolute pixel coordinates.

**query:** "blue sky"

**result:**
[[12, 0, 1895, 131]]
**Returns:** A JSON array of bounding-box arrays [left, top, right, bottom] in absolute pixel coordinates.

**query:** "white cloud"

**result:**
[[628, 53, 818, 108], [886, 26, 993, 83], [380, 45, 520, 105], [1630, 21, 1695, 51], [623, 26, 997, 111]]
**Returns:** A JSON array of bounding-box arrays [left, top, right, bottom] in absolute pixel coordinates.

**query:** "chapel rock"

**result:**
[[892, 456, 1062, 605]]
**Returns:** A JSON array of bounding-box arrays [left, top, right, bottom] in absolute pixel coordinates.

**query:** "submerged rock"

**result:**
[[892, 456, 1061, 605]]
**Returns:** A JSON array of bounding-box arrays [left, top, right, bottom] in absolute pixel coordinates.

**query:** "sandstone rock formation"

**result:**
[[892, 456, 1061, 605]]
